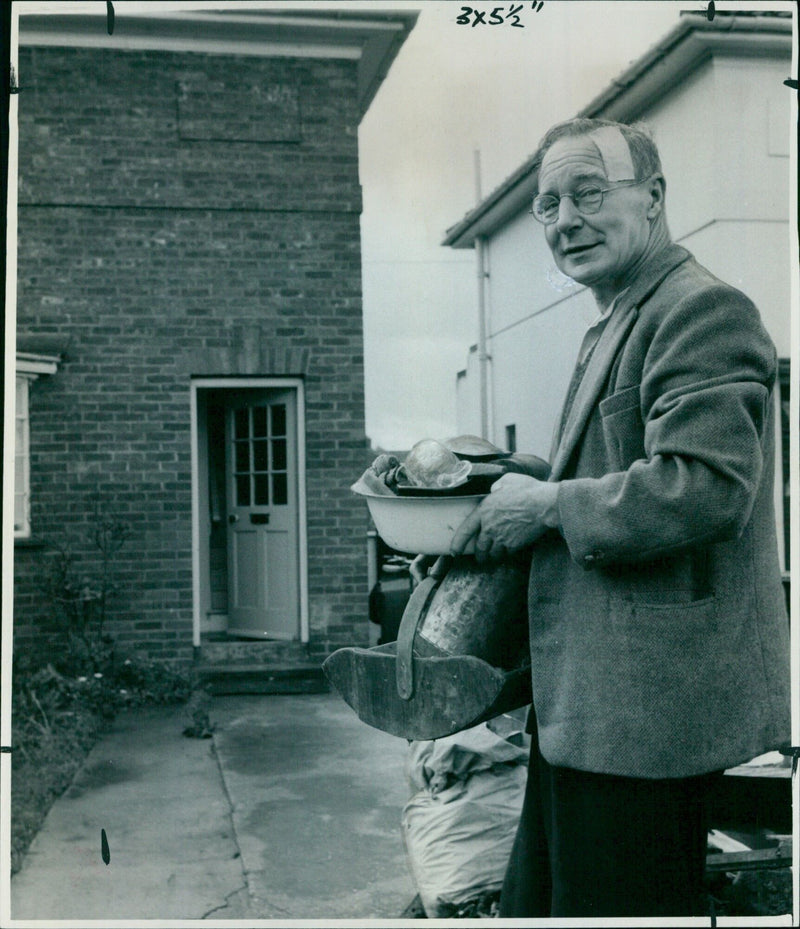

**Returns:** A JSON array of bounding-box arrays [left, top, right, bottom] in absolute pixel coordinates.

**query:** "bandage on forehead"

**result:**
[[588, 126, 636, 182]]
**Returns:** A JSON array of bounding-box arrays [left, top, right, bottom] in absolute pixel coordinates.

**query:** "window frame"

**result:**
[[14, 352, 60, 541], [14, 374, 32, 540]]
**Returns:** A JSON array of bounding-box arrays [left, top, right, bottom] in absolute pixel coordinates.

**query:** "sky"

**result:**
[[11, 0, 789, 451], [358, 0, 688, 450]]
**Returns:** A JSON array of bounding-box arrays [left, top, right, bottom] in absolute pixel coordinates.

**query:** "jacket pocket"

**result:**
[[599, 385, 644, 471], [610, 594, 720, 646], [602, 550, 715, 608]]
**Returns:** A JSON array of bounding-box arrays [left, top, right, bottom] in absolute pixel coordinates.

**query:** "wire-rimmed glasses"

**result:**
[[530, 179, 647, 225]]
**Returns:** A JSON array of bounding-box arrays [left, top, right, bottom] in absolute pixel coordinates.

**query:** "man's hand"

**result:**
[[450, 473, 560, 562]]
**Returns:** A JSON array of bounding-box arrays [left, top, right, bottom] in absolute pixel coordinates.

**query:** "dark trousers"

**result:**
[[500, 734, 723, 918]]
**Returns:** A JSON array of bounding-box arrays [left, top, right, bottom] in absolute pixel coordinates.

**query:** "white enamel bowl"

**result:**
[[359, 491, 486, 555]]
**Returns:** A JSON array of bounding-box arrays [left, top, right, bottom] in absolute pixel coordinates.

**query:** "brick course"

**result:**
[[14, 45, 373, 666]]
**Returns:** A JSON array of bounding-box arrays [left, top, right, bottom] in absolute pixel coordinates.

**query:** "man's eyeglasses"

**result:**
[[530, 178, 646, 225]]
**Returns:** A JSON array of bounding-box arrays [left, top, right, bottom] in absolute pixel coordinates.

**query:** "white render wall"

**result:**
[[681, 219, 792, 357], [456, 52, 793, 457]]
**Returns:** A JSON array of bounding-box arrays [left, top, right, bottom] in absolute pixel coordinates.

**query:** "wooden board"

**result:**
[[706, 838, 792, 873], [323, 643, 532, 741]]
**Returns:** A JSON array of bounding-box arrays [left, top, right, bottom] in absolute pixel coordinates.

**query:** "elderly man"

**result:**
[[450, 117, 791, 918]]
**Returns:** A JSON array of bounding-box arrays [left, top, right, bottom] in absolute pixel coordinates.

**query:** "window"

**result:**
[[15, 351, 61, 541], [505, 424, 517, 454], [15, 376, 31, 539]]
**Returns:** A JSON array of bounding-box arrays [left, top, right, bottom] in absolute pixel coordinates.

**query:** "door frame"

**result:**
[[190, 377, 309, 647]]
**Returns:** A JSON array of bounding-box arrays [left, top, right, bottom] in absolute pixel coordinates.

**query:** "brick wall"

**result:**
[[14, 45, 373, 665]]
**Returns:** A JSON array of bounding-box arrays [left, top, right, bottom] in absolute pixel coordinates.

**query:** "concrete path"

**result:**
[[10, 693, 416, 922]]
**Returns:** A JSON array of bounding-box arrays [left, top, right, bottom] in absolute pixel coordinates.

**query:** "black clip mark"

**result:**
[[107, 2, 115, 36], [784, 78, 798, 91], [706, 0, 715, 22], [101, 828, 110, 865], [0, 746, 13, 753], [779, 744, 800, 777]]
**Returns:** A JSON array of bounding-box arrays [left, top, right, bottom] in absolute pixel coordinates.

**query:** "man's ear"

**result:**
[[646, 175, 666, 219]]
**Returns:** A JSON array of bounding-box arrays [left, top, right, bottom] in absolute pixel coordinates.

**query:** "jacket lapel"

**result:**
[[549, 244, 692, 481]]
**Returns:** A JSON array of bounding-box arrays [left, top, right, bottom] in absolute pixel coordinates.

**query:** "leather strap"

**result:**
[[395, 575, 439, 701]]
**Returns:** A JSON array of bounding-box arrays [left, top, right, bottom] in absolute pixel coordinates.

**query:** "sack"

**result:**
[[401, 723, 527, 918]]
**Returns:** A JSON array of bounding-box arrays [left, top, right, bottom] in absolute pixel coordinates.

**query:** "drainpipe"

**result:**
[[476, 236, 489, 440], [474, 150, 489, 440]]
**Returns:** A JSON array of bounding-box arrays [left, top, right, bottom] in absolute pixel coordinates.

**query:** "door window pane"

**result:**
[[253, 439, 268, 471], [272, 438, 287, 471], [236, 475, 250, 507], [235, 440, 250, 472], [272, 473, 288, 505], [253, 405, 268, 438], [271, 404, 286, 437], [254, 474, 270, 505]]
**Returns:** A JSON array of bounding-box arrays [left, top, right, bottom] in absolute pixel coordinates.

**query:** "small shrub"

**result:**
[[40, 493, 131, 671], [111, 656, 193, 706]]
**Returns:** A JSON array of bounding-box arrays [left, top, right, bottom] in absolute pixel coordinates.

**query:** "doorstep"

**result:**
[[195, 663, 329, 695], [195, 636, 329, 695]]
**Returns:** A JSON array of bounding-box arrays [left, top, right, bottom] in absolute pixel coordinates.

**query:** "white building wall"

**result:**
[[455, 348, 483, 438], [650, 54, 791, 353], [481, 210, 596, 455], [710, 57, 792, 223], [681, 219, 792, 357], [457, 49, 793, 460], [489, 288, 595, 458], [635, 60, 718, 245]]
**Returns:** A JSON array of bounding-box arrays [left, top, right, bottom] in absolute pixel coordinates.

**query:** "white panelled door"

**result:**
[[225, 389, 299, 638]]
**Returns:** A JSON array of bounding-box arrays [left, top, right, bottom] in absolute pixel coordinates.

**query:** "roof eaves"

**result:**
[[578, 11, 791, 122], [356, 12, 419, 115], [17, 8, 419, 119], [442, 12, 792, 248]]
